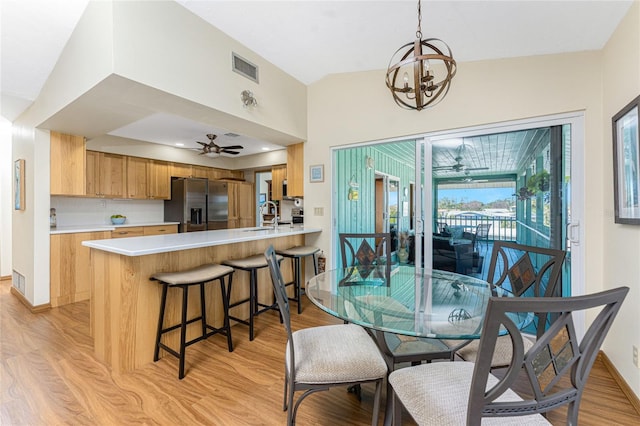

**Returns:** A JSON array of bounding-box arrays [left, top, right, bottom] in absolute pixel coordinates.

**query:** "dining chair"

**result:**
[[264, 245, 387, 426], [452, 241, 567, 368], [339, 232, 393, 285], [389, 286, 629, 426]]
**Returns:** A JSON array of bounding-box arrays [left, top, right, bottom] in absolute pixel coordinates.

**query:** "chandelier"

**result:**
[[385, 0, 457, 111]]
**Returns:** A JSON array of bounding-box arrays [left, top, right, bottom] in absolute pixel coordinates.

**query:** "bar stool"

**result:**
[[151, 263, 234, 379], [276, 246, 319, 314], [223, 253, 283, 341]]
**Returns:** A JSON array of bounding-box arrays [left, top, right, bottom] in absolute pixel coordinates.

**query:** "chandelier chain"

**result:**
[[416, 0, 422, 39]]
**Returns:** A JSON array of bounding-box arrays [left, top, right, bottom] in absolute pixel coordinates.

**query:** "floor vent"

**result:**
[[232, 52, 259, 83]]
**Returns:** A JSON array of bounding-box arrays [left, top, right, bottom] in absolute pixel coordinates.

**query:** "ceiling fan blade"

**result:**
[[465, 167, 490, 171], [433, 166, 454, 170], [222, 150, 240, 155], [196, 141, 208, 147], [221, 145, 244, 150]]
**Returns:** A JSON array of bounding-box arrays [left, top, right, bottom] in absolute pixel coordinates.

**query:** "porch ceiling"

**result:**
[[371, 128, 551, 181]]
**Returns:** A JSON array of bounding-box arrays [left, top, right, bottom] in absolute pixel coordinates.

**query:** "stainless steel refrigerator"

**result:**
[[164, 178, 207, 232], [207, 181, 228, 230]]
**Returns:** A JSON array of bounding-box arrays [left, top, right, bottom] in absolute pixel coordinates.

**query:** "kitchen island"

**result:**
[[82, 225, 321, 374]]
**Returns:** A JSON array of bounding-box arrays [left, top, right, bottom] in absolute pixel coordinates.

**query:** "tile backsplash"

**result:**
[[51, 197, 164, 226]]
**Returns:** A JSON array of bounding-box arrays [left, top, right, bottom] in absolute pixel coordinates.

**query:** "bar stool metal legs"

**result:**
[[224, 253, 283, 341], [276, 246, 320, 314], [151, 264, 234, 379]]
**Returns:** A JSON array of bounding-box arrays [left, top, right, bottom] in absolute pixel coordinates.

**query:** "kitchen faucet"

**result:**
[[259, 200, 279, 227]]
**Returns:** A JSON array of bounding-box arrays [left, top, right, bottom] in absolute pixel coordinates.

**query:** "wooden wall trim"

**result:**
[[598, 351, 640, 415], [0, 275, 11, 282], [10, 287, 51, 313]]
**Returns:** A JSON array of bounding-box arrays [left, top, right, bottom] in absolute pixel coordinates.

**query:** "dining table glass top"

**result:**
[[306, 265, 522, 340]]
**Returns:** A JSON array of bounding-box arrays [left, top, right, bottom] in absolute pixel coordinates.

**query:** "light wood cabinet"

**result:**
[[271, 165, 286, 200], [192, 165, 210, 179], [228, 181, 255, 228], [126, 157, 149, 199], [111, 227, 144, 238], [286, 143, 304, 197], [170, 162, 193, 178], [143, 224, 178, 236], [148, 160, 171, 199], [86, 151, 127, 198], [50, 231, 109, 307], [50, 132, 86, 196]]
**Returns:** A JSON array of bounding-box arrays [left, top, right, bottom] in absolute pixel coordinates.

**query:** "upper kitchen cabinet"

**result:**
[[170, 162, 193, 178], [127, 156, 171, 200], [271, 165, 286, 200], [286, 143, 304, 197], [126, 156, 149, 199], [192, 165, 210, 179], [148, 160, 171, 199], [86, 151, 127, 198], [50, 132, 86, 196]]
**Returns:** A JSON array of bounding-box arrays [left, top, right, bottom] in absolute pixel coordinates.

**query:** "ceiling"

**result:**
[[0, 0, 634, 158], [372, 127, 551, 181]]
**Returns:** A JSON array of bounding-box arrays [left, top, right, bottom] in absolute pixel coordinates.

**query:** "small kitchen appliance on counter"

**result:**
[[291, 208, 304, 224]]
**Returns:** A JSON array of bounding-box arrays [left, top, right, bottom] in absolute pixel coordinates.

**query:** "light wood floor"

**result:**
[[1, 279, 639, 425]]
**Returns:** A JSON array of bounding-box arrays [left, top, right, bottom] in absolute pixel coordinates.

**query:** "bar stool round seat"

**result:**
[[223, 253, 283, 341], [276, 246, 319, 314], [151, 263, 234, 380]]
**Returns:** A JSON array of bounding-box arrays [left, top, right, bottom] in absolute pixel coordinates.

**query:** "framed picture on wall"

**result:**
[[310, 164, 324, 183], [612, 94, 640, 224], [259, 193, 266, 203], [14, 159, 25, 211]]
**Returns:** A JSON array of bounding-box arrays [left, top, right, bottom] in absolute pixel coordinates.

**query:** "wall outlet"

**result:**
[[100, 199, 106, 208], [633, 345, 639, 368]]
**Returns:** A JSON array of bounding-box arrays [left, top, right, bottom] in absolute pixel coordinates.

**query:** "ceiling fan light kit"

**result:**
[[386, 0, 456, 111], [193, 133, 244, 156]]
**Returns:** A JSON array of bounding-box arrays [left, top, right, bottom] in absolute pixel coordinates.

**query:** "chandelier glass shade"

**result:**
[[386, 1, 456, 111]]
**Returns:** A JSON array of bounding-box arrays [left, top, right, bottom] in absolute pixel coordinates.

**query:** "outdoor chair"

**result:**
[[475, 223, 492, 251], [264, 245, 387, 426], [389, 286, 628, 425]]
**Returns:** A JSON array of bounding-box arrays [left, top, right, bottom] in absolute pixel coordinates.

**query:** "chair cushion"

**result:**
[[276, 245, 320, 257], [223, 254, 283, 270], [151, 264, 234, 285], [456, 334, 535, 368], [288, 324, 387, 384], [389, 362, 550, 425]]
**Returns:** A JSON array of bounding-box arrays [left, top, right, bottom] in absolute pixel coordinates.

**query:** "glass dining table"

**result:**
[[306, 264, 513, 340], [306, 264, 525, 425]]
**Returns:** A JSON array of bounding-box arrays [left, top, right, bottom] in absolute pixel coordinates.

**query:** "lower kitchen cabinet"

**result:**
[[143, 224, 178, 235], [50, 231, 109, 307]]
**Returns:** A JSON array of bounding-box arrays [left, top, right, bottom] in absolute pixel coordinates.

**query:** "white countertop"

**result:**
[[81, 225, 322, 256], [50, 222, 180, 235]]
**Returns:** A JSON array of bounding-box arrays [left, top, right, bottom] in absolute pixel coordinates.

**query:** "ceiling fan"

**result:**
[[194, 133, 244, 155], [433, 155, 489, 173]]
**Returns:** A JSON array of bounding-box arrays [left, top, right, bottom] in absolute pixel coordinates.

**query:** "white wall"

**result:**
[[12, 0, 306, 307], [50, 197, 164, 227], [0, 118, 12, 277], [305, 46, 640, 395], [601, 0, 640, 397]]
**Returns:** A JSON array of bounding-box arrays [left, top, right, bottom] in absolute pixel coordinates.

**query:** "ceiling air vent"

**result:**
[[232, 53, 259, 83], [224, 132, 240, 137]]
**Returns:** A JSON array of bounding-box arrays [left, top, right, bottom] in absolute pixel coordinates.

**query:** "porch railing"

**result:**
[[435, 214, 517, 242]]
